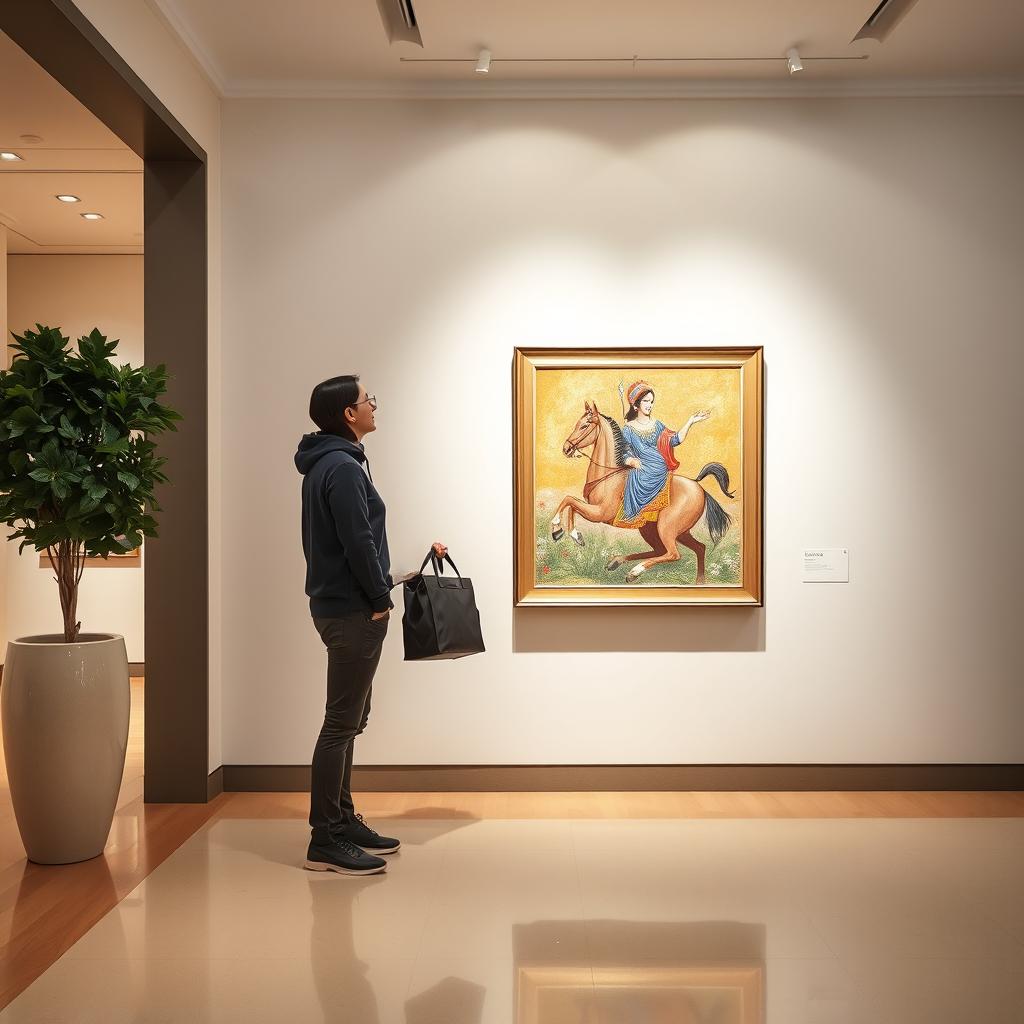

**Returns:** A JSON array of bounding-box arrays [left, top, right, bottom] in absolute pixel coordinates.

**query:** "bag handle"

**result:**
[[418, 548, 466, 588]]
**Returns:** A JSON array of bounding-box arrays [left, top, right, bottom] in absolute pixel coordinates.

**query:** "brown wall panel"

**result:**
[[143, 160, 208, 801], [222, 763, 1024, 793]]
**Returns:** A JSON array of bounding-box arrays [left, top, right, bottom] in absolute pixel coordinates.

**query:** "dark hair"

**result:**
[[309, 374, 360, 441], [625, 388, 654, 422]]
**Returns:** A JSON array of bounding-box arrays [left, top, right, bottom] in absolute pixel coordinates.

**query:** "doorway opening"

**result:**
[[1, 0, 210, 804]]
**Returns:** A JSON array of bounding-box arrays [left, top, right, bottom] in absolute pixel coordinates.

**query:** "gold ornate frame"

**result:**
[[513, 347, 763, 606]]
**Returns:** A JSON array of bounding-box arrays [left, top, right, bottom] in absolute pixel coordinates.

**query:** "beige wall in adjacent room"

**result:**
[[5, 255, 144, 660], [221, 96, 1024, 768], [72, 0, 224, 770]]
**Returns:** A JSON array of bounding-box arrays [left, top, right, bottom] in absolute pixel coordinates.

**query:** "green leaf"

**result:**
[[11, 406, 41, 425], [5, 384, 38, 402], [1, 324, 181, 596]]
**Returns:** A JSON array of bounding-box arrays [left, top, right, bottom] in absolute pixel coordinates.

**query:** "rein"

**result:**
[[566, 422, 629, 502]]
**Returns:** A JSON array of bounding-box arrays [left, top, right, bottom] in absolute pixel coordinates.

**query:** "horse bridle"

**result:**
[[565, 415, 629, 501]]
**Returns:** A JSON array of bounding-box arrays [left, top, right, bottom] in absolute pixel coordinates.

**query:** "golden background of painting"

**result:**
[[534, 366, 743, 502]]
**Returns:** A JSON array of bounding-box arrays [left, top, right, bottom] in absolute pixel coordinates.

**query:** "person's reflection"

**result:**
[[308, 874, 385, 1023], [405, 976, 486, 1024]]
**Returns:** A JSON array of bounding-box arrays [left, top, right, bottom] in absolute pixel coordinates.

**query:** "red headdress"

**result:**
[[627, 380, 653, 407]]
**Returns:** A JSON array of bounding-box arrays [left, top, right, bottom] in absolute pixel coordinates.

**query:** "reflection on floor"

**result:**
[[3, 813, 1023, 1023], [0, 677, 231, 1008]]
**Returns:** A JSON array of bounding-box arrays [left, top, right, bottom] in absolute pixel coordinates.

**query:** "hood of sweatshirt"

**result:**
[[294, 432, 365, 475]]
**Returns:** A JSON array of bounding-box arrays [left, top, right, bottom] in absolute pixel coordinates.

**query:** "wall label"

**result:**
[[802, 548, 849, 583]]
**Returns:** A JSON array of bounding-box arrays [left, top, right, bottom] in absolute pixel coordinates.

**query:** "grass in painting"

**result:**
[[533, 490, 741, 588]]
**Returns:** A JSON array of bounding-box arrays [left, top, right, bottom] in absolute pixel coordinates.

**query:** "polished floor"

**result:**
[[3, 682, 1024, 1021], [3, 811, 1024, 1022]]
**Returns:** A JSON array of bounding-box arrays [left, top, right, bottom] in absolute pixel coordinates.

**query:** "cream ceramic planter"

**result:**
[[1, 633, 130, 864]]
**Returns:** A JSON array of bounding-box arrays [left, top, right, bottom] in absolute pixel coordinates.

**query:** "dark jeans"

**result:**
[[309, 611, 389, 845]]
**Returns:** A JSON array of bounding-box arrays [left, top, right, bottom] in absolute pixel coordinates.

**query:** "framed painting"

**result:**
[[38, 538, 142, 570], [513, 347, 762, 606]]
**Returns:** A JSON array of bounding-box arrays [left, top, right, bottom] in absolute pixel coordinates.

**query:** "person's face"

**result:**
[[639, 392, 655, 415], [344, 384, 377, 438]]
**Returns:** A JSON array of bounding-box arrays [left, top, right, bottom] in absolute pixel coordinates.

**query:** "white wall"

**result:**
[[72, 0, 224, 769], [5, 256, 144, 660], [221, 96, 1024, 768]]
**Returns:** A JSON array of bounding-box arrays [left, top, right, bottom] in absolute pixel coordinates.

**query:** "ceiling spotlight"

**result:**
[[56, 194, 81, 203], [475, 48, 492, 74], [81, 212, 104, 220], [1, 151, 24, 161], [786, 48, 803, 74]]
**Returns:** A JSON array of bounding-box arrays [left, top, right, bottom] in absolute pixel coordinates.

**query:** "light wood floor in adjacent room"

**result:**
[[1, 676, 1022, 1008]]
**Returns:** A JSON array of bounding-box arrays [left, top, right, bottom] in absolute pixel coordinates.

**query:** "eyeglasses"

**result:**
[[351, 395, 377, 411]]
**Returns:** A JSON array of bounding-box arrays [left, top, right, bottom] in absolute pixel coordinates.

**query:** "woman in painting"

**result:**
[[615, 379, 710, 527]]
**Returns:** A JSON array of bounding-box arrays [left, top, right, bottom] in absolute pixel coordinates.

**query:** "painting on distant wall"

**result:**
[[513, 347, 762, 606], [39, 538, 140, 570]]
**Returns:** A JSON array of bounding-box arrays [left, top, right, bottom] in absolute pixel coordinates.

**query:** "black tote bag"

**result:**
[[402, 550, 485, 661]]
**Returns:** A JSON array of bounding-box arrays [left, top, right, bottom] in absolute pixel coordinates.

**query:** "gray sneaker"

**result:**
[[304, 836, 387, 875]]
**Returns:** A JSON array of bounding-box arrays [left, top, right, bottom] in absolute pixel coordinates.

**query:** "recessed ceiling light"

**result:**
[[1, 151, 24, 161], [81, 212, 104, 220], [56, 194, 81, 203], [19, 134, 44, 144]]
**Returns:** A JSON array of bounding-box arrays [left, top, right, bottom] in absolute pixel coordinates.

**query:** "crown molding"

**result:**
[[145, 0, 227, 96], [138, 5, 1024, 103], [222, 75, 1024, 101]]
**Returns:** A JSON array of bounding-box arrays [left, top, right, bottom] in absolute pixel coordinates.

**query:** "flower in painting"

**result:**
[[709, 564, 721, 577], [542, 565, 551, 574]]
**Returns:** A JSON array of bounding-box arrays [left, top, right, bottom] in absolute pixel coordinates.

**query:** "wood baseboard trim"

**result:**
[[1, 661, 143, 681], [207, 766, 224, 800], [219, 763, 1024, 793]]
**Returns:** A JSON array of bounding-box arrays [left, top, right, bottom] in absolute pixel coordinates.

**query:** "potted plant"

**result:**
[[0, 326, 180, 864]]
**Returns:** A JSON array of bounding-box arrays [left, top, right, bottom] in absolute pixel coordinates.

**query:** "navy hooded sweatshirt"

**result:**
[[295, 432, 393, 617]]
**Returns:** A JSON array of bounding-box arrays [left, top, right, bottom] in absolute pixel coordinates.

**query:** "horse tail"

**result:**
[[695, 462, 735, 499], [702, 492, 732, 548]]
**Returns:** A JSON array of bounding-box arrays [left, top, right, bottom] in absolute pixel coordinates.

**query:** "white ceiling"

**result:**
[[151, 0, 1024, 96], [2, 1, 1019, 255], [0, 31, 142, 256]]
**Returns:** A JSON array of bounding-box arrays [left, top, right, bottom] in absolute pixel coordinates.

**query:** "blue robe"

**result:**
[[621, 419, 681, 522]]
